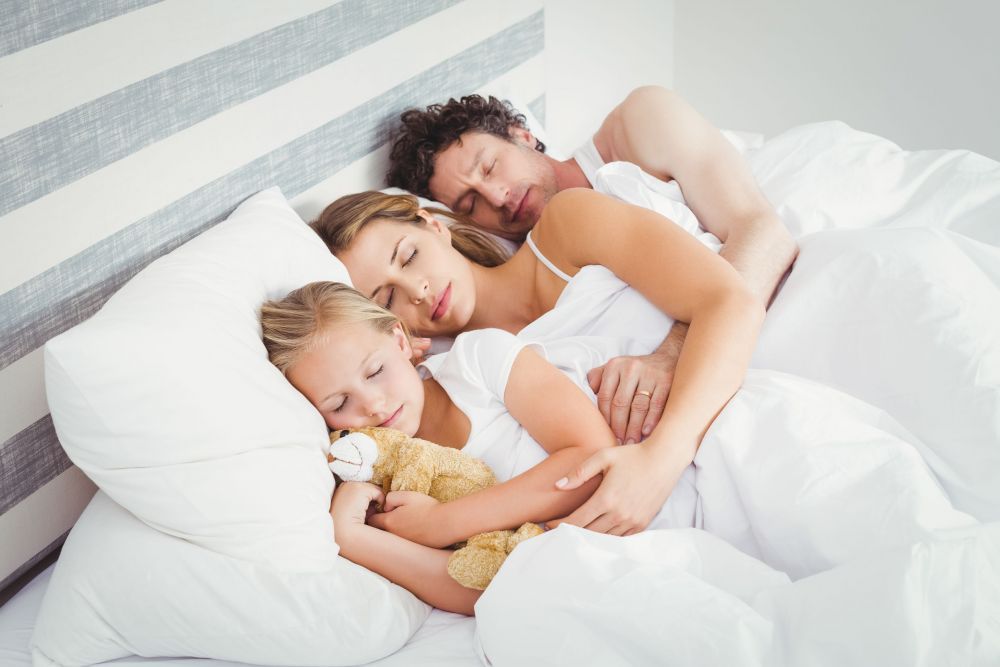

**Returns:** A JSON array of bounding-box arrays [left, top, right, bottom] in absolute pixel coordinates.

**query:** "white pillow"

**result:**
[[32, 491, 430, 666], [45, 187, 343, 571]]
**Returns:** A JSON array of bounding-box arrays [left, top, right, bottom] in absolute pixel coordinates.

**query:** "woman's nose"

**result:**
[[408, 278, 429, 304]]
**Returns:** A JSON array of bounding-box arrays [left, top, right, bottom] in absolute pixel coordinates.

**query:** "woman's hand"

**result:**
[[368, 491, 449, 548], [409, 337, 432, 363], [588, 350, 677, 445], [330, 482, 385, 549], [546, 441, 689, 536]]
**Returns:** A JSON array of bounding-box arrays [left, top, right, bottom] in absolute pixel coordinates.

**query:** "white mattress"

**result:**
[[0, 566, 480, 667]]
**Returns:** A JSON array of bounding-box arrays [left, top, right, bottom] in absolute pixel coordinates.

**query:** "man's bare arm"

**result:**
[[593, 85, 798, 305]]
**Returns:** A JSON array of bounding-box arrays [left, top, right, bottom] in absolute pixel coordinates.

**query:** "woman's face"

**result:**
[[338, 214, 477, 337], [286, 322, 424, 436]]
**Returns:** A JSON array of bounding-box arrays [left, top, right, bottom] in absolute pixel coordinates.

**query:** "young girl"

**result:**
[[261, 281, 672, 615], [310, 188, 764, 537]]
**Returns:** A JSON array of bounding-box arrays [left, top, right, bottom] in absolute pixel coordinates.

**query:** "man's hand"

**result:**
[[546, 442, 688, 536], [368, 490, 448, 547], [588, 351, 676, 444]]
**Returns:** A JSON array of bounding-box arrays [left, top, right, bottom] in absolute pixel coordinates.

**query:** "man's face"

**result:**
[[427, 129, 559, 241]]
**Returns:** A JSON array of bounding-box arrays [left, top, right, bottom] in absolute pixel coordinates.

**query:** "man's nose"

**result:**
[[484, 182, 509, 208]]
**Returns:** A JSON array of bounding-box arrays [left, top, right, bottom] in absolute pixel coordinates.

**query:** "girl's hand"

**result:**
[[330, 482, 385, 543], [368, 491, 447, 547], [546, 442, 689, 536]]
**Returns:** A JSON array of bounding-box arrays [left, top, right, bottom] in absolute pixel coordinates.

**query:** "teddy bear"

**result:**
[[327, 426, 544, 590]]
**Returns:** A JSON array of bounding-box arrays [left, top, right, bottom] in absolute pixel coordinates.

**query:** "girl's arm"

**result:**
[[371, 346, 616, 547], [535, 187, 765, 534], [331, 482, 480, 615]]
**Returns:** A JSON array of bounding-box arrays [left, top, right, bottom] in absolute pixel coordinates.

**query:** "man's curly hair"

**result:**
[[386, 95, 546, 199]]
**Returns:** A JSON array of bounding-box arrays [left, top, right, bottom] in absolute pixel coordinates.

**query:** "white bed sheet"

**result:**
[[0, 566, 479, 667]]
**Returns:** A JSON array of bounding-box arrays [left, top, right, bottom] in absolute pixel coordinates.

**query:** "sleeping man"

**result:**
[[385, 85, 798, 446]]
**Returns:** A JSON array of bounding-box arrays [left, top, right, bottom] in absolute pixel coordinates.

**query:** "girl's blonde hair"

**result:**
[[260, 281, 406, 375], [310, 191, 509, 268]]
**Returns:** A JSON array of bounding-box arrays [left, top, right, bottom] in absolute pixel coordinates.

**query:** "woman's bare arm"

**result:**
[[534, 188, 765, 534]]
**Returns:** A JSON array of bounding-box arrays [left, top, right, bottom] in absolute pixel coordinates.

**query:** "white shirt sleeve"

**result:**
[[420, 329, 544, 411]]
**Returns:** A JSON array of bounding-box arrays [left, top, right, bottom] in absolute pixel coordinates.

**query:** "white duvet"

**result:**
[[474, 122, 1000, 665]]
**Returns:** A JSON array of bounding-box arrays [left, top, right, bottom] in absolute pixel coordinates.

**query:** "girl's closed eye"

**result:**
[[332, 366, 382, 412], [403, 248, 418, 267]]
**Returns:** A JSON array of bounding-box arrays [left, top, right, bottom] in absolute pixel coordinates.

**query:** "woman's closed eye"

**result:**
[[383, 250, 418, 309]]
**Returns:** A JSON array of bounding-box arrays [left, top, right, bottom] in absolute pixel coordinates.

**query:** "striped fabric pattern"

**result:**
[[0, 0, 545, 593]]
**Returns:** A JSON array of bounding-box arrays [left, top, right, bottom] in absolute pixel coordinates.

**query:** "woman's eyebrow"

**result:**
[[389, 235, 404, 264], [369, 235, 406, 299]]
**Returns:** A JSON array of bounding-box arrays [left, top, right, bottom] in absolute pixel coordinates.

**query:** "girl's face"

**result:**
[[286, 322, 424, 436], [338, 214, 477, 338]]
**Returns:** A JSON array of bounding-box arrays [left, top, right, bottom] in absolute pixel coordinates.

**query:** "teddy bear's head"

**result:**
[[327, 429, 379, 482]]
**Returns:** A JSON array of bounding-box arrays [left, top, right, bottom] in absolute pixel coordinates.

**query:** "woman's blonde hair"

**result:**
[[260, 281, 406, 375], [310, 191, 509, 267]]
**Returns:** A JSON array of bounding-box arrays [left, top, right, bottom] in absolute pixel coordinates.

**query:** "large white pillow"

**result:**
[[45, 187, 344, 571], [32, 491, 428, 666]]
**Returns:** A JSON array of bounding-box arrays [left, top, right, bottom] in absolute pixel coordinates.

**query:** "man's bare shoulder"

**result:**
[[592, 86, 709, 182]]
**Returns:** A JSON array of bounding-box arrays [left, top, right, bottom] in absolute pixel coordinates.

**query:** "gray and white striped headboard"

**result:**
[[0, 0, 545, 595]]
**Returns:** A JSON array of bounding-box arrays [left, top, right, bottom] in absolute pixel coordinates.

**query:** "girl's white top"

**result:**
[[420, 329, 701, 530]]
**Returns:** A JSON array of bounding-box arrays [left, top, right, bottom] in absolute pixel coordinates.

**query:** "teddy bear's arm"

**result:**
[[388, 440, 437, 494]]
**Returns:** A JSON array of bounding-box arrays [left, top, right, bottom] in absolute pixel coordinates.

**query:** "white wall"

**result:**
[[543, 0, 674, 154], [674, 0, 1000, 160]]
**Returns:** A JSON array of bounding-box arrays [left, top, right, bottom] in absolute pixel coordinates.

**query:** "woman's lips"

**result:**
[[431, 283, 452, 321], [380, 405, 402, 428]]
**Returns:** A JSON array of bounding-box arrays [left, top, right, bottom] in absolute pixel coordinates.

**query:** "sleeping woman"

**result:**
[[308, 188, 763, 537], [260, 282, 721, 615]]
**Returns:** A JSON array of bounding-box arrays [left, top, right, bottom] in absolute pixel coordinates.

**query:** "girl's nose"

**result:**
[[364, 392, 386, 421]]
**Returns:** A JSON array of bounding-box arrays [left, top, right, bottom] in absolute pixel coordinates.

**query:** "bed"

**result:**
[[2, 1, 999, 666]]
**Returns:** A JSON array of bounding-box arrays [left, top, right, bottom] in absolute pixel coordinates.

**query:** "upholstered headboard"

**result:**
[[0, 0, 545, 594]]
